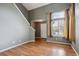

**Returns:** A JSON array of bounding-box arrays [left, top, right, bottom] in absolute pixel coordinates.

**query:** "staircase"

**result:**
[[0, 3, 35, 52]]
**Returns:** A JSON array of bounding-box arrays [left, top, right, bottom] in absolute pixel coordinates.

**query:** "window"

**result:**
[[51, 11, 64, 37]]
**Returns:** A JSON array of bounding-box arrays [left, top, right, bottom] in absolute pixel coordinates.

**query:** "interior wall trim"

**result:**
[[0, 40, 35, 52], [14, 3, 35, 32], [47, 12, 51, 37], [13, 3, 30, 26], [71, 45, 79, 56]]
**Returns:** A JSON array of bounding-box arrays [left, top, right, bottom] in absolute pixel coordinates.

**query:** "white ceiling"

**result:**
[[22, 3, 50, 10]]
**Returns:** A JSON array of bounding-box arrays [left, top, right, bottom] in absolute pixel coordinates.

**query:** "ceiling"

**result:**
[[22, 3, 50, 10]]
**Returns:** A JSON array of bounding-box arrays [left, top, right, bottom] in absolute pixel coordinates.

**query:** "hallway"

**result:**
[[0, 38, 76, 56]]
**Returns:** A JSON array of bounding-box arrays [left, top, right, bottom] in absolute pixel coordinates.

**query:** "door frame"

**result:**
[[31, 19, 47, 39]]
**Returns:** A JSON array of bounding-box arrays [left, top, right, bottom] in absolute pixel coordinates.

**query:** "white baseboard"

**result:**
[[0, 40, 35, 52], [71, 45, 79, 56], [47, 40, 71, 45]]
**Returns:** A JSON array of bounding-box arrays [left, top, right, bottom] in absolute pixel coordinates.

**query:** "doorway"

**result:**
[[31, 20, 47, 39]]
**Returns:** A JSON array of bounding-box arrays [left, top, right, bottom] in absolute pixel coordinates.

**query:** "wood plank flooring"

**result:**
[[0, 38, 77, 56]]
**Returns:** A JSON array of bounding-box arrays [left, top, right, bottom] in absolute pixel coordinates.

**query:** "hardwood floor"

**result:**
[[0, 38, 77, 56]]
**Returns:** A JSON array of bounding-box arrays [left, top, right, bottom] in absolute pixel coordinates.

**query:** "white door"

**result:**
[[41, 23, 47, 38]]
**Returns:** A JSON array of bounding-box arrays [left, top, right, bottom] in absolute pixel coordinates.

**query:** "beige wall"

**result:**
[[69, 4, 75, 42]]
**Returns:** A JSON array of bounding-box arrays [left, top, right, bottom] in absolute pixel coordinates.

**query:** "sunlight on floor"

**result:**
[[52, 48, 66, 56]]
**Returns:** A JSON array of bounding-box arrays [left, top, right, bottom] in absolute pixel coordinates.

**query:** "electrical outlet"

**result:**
[[18, 40, 21, 42], [12, 41, 15, 44]]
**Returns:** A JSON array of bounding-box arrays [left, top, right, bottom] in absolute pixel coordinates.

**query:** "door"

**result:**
[[41, 23, 47, 38]]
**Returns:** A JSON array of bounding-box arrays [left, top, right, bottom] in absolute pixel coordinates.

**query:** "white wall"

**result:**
[[72, 3, 79, 54], [0, 3, 34, 51], [75, 4, 79, 46]]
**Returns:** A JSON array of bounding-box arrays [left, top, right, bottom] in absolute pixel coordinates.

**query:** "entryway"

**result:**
[[31, 20, 47, 39]]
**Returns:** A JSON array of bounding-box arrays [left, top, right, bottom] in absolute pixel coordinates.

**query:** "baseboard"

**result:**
[[47, 40, 71, 45], [35, 37, 47, 39], [0, 40, 35, 52], [71, 45, 79, 56]]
